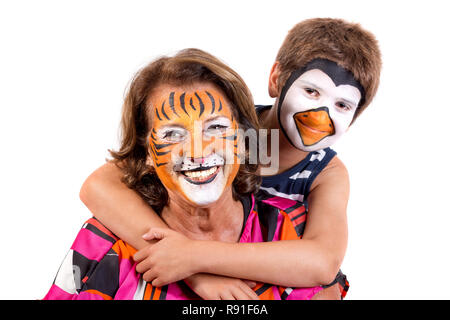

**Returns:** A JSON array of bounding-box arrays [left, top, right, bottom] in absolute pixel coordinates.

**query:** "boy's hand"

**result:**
[[134, 228, 198, 286], [185, 273, 260, 300]]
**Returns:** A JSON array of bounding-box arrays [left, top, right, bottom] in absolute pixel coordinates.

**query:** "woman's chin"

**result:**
[[178, 167, 227, 207]]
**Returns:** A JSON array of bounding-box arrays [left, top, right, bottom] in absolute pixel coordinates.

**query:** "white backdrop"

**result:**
[[1, 0, 449, 300]]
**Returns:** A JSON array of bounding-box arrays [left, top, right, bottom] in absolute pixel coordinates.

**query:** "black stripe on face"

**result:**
[[218, 99, 222, 112], [155, 108, 163, 121], [149, 146, 168, 167], [169, 92, 179, 117], [155, 161, 168, 167], [221, 132, 238, 140], [206, 91, 215, 114], [189, 97, 196, 111], [153, 142, 172, 150], [179, 92, 189, 116], [195, 92, 205, 117], [161, 101, 170, 120], [154, 149, 170, 156]]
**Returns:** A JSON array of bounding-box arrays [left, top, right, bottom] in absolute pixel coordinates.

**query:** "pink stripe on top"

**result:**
[[71, 228, 113, 262], [43, 284, 75, 300], [262, 196, 298, 210]]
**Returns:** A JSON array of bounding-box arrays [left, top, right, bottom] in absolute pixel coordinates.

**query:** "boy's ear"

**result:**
[[268, 62, 281, 98]]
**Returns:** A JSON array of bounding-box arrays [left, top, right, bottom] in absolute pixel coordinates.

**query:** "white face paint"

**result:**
[[176, 153, 228, 206], [278, 69, 362, 151]]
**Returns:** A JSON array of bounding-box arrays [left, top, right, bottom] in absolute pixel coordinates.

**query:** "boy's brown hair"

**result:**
[[276, 18, 382, 123]]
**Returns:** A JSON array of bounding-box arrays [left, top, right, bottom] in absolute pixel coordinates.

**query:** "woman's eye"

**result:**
[[162, 130, 186, 142], [209, 124, 227, 130], [206, 124, 228, 134], [304, 88, 319, 97]]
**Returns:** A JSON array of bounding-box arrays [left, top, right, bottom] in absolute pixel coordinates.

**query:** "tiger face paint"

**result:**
[[277, 59, 364, 151], [148, 87, 241, 207]]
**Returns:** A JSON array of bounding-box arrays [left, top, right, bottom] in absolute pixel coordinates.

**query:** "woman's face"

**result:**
[[147, 83, 241, 207]]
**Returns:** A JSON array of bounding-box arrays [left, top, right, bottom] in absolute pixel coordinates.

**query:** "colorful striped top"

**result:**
[[44, 192, 324, 300]]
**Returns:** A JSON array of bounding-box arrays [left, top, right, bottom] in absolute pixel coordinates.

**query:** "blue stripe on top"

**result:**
[[255, 105, 337, 203]]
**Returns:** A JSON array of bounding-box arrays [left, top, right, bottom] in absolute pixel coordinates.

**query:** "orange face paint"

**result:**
[[148, 89, 240, 206], [294, 108, 335, 146]]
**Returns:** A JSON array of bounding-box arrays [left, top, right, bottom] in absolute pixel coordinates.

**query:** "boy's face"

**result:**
[[147, 84, 241, 207], [277, 59, 363, 151]]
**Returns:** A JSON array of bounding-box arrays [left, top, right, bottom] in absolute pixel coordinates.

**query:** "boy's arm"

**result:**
[[79, 161, 169, 250], [79, 161, 259, 300], [136, 158, 348, 288]]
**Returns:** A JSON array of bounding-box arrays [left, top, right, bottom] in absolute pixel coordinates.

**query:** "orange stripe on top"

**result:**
[[280, 211, 302, 240], [111, 240, 137, 260], [143, 283, 153, 300], [85, 218, 119, 241], [84, 289, 113, 300], [258, 287, 275, 300], [143, 283, 163, 300]]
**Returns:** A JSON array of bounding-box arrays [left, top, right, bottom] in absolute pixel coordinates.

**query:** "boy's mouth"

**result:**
[[181, 165, 220, 185]]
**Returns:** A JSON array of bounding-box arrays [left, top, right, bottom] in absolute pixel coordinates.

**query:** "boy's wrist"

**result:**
[[188, 240, 205, 274], [189, 240, 216, 274]]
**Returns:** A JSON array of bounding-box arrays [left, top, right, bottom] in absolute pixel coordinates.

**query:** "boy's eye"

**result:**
[[304, 88, 319, 97], [336, 102, 350, 111]]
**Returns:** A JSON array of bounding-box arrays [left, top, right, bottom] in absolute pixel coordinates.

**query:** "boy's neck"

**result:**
[[259, 103, 310, 176]]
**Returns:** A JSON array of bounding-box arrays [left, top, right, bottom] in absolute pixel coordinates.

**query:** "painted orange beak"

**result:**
[[294, 108, 335, 146]]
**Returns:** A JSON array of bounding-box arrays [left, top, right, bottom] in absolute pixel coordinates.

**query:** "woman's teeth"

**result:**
[[184, 166, 218, 179]]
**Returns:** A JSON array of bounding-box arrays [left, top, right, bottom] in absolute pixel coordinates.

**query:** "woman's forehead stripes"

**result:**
[[206, 91, 215, 114], [179, 93, 189, 117], [155, 91, 227, 121], [169, 92, 179, 117], [161, 101, 170, 120], [194, 92, 205, 117]]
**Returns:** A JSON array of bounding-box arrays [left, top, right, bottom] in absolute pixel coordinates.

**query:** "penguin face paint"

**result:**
[[148, 86, 241, 207], [277, 59, 364, 151]]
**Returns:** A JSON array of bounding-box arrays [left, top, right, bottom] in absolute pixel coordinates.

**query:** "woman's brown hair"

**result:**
[[109, 48, 261, 213]]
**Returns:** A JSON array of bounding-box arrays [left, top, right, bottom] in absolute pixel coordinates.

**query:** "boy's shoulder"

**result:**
[[309, 155, 349, 194]]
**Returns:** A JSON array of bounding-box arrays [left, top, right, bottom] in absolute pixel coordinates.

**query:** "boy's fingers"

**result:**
[[142, 227, 168, 240], [243, 280, 257, 288], [135, 257, 152, 274], [240, 283, 259, 300]]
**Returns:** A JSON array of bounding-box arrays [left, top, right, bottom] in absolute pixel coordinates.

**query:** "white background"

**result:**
[[1, 0, 449, 300]]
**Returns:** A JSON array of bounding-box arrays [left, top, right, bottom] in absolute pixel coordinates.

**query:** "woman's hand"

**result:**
[[134, 227, 199, 286], [185, 273, 260, 300]]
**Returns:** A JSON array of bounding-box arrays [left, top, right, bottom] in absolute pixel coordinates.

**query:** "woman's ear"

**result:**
[[268, 62, 281, 98], [146, 149, 155, 167]]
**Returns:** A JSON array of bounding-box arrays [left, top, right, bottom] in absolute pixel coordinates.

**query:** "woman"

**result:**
[[44, 48, 323, 300]]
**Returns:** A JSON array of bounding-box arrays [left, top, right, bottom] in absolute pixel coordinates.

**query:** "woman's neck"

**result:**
[[259, 103, 310, 176], [161, 188, 244, 242]]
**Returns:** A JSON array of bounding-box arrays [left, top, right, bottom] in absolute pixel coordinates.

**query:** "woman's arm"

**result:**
[[79, 161, 169, 250], [135, 158, 349, 288]]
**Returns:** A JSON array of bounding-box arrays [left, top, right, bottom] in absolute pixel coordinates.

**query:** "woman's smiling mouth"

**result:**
[[181, 166, 220, 185]]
